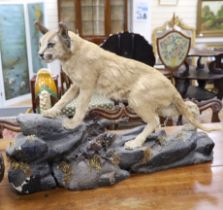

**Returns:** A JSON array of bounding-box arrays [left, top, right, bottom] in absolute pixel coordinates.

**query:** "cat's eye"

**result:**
[[47, 43, 55, 48]]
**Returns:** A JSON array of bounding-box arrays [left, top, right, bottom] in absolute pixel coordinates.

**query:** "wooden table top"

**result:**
[[0, 123, 223, 210], [188, 48, 223, 57], [173, 66, 223, 80]]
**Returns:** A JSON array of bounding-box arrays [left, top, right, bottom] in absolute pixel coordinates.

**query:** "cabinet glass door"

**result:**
[[110, 0, 125, 33], [59, 0, 76, 31], [81, 0, 105, 35]]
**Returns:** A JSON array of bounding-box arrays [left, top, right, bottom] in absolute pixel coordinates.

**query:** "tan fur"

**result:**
[[38, 25, 215, 150]]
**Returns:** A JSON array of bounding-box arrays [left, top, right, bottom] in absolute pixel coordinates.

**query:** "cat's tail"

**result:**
[[174, 96, 221, 132]]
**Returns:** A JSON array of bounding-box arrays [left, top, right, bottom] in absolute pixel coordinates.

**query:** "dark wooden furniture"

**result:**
[[60, 71, 72, 96], [188, 48, 223, 71], [1, 123, 223, 210], [0, 152, 4, 183], [0, 98, 222, 137], [152, 14, 223, 101], [152, 14, 196, 61], [57, 0, 128, 44], [173, 48, 223, 100], [87, 98, 222, 126], [156, 30, 191, 71], [100, 31, 155, 67], [156, 30, 191, 82], [0, 119, 21, 138], [198, 98, 222, 122]]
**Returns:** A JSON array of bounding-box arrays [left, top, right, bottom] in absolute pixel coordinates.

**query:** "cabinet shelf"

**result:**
[[81, 19, 104, 22], [81, 4, 104, 7]]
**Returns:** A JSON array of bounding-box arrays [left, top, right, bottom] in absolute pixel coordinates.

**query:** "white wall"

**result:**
[[131, 0, 152, 43], [132, 0, 223, 46], [44, 0, 58, 30], [150, 0, 197, 32], [131, 0, 197, 42], [43, 0, 61, 76]]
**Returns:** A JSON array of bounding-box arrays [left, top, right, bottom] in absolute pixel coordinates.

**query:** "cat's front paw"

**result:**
[[63, 118, 82, 130], [42, 108, 60, 118], [124, 139, 143, 150]]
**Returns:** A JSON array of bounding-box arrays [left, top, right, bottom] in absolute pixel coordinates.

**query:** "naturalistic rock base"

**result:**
[[6, 114, 214, 194], [0, 153, 4, 183]]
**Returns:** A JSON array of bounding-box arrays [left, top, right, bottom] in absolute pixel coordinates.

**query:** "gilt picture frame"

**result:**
[[197, 0, 223, 37]]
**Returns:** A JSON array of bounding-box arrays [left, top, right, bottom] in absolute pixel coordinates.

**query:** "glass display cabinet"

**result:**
[[58, 0, 128, 44]]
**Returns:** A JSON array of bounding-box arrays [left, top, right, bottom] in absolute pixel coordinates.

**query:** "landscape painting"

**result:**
[[197, 0, 223, 36], [0, 4, 29, 100]]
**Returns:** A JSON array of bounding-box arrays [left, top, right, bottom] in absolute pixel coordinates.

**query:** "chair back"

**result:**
[[157, 30, 191, 71], [152, 14, 196, 59], [100, 31, 156, 67]]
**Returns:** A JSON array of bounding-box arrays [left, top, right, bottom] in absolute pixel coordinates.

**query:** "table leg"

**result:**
[[214, 79, 223, 100], [196, 56, 205, 70], [197, 80, 206, 89], [0, 125, 3, 138], [175, 78, 190, 98], [0, 153, 4, 183], [215, 54, 223, 69]]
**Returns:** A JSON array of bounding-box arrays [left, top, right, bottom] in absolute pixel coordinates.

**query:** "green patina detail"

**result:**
[[35, 85, 58, 99], [27, 134, 36, 142], [58, 161, 72, 184], [88, 155, 101, 171], [10, 160, 32, 176], [175, 132, 185, 139], [157, 136, 166, 145], [9, 141, 15, 148]]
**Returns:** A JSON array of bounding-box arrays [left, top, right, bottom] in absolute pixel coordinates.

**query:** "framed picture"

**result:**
[[197, 0, 223, 37], [159, 0, 178, 5], [0, 1, 45, 106]]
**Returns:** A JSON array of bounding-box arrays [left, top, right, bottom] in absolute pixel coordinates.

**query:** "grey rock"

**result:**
[[53, 159, 129, 190], [17, 114, 82, 140], [8, 163, 56, 194], [117, 147, 145, 170], [6, 114, 215, 194], [131, 130, 214, 173], [6, 134, 48, 162]]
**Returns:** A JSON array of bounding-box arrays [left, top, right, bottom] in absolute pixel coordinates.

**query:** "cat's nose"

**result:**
[[39, 53, 44, 58]]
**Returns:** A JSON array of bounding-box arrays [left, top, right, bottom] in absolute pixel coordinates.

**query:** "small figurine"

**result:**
[[35, 68, 58, 113], [35, 22, 216, 150], [39, 90, 52, 113]]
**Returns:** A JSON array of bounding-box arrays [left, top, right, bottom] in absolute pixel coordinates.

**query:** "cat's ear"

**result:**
[[35, 21, 49, 34], [58, 22, 71, 49]]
